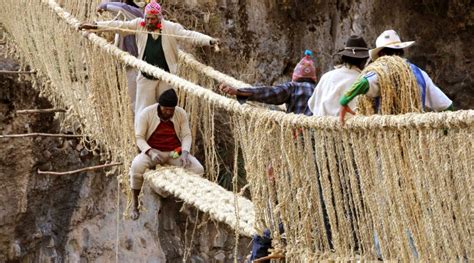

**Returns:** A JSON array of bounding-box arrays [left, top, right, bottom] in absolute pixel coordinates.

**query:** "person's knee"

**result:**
[[191, 162, 204, 175], [131, 156, 148, 174], [183, 155, 204, 175]]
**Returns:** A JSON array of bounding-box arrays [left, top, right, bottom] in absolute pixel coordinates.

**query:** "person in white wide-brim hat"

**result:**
[[339, 29, 453, 123]]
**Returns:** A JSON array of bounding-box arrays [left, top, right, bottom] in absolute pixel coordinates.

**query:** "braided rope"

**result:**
[[144, 167, 256, 237]]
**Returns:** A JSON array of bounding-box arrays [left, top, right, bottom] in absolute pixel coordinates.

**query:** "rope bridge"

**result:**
[[1, 0, 472, 261], [145, 168, 256, 237]]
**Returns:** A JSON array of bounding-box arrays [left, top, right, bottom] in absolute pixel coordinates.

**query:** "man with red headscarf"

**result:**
[[79, 0, 219, 116]]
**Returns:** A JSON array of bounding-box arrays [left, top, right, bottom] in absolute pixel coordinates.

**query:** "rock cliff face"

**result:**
[[169, 0, 473, 108], [0, 55, 93, 262]]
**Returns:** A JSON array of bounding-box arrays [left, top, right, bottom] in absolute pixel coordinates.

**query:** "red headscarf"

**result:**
[[144, 0, 161, 15]]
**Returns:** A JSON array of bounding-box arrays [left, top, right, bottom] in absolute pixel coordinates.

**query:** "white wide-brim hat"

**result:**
[[369, 29, 415, 60]]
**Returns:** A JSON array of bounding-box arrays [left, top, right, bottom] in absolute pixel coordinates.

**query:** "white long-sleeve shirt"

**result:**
[[307, 65, 361, 116], [96, 18, 215, 74]]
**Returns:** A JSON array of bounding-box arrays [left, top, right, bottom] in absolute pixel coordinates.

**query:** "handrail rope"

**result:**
[[177, 50, 251, 88], [45, 0, 473, 131], [88, 25, 210, 40]]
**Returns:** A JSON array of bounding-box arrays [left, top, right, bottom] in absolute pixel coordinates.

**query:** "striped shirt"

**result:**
[[237, 80, 316, 116]]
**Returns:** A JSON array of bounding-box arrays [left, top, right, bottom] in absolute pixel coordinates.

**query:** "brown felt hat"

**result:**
[[336, 35, 370, 58]]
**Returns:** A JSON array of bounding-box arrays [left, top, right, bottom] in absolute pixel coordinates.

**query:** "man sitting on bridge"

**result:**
[[129, 89, 204, 220], [79, 0, 219, 117]]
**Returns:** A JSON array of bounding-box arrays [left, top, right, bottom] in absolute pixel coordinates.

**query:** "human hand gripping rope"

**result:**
[[210, 38, 221, 52], [218, 83, 252, 97], [219, 83, 238, 95], [339, 105, 356, 124], [78, 22, 98, 31]]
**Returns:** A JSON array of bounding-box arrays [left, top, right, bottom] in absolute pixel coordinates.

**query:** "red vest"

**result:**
[[147, 120, 181, 151]]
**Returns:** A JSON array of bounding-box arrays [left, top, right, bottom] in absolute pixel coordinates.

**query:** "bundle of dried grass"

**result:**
[[357, 56, 422, 115]]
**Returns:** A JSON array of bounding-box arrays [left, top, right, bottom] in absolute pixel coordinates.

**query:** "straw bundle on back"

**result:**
[[357, 56, 422, 115]]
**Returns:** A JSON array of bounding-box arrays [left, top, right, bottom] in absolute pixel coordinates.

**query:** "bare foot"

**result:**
[[130, 208, 139, 220]]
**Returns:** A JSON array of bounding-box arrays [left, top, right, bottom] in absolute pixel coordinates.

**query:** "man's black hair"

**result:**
[[339, 55, 368, 70], [379, 48, 405, 57]]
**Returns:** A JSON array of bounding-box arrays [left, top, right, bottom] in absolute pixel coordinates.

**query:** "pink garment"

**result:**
[[144, 0, 161, 15], [292, 51, 317, 82]]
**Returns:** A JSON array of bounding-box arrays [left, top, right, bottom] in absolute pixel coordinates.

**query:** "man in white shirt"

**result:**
[[130, 89, 204, 219], [307, 35, 370, 116]]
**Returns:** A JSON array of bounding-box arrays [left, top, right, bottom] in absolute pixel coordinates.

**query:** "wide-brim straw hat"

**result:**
[[336, 35, 370, 58], [369, 29, 415, 60]]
